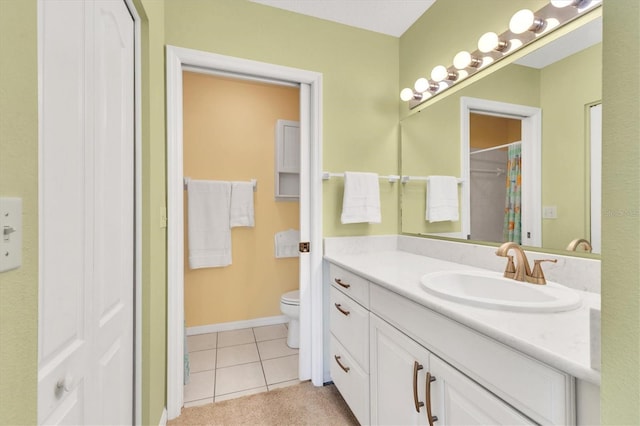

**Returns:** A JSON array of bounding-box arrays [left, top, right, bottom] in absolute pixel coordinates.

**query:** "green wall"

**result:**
[[541, 44, 602, 250], [601, 0, 640, 423], [164, 0, 400, 237], [135, 0, 168, 424], [0, 0, 38, 424]]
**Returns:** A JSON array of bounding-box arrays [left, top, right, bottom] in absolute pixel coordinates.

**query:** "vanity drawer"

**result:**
[[330, 287, 369, 371], [370, 284, 575, 425], [330, 334, 370, 425], [329, 263, 369, 308]]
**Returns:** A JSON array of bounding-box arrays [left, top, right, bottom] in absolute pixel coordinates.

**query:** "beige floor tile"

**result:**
[[189, 349, 216, 373], [262, 354, 299, 385], [217, 328, 255, 348], [187, 333, 217, 352], [253, 324, 288, 342], [216, 343, 259, 368], [267, 379, 301, 391], [257, 338, 298, 360], [214, 386, 268, 402], [184, 370, 215, 402], [215, 362, 266, 396]]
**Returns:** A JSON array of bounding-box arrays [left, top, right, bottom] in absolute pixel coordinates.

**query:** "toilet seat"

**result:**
[[281, 290, 300, 305]]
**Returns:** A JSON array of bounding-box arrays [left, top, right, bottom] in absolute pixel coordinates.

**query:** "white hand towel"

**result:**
[[426, 176, 459, 222], [230, 181, 255, 227], [275, 229, 300, 258], [187, 180, 232, 269], [340, 171, 382, 224]]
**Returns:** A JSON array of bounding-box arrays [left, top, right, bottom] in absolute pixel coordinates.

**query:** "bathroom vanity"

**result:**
[[325, 236, 601, 425]]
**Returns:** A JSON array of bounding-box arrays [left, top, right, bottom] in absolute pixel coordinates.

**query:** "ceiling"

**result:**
[[249, 0, 437, 37]]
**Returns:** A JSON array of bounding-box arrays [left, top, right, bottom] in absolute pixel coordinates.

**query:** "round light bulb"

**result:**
[[414, 77, 430, 93], [510, 9, 546, 34], [453, 51, 471, 69], [431, 65, 449, 82], [478, 32, 499, 53], [400, 88, 414, 102]]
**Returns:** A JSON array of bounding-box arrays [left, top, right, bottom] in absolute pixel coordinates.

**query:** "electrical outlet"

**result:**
[[543, 205, 557, 219], [0, 197, 22, 272]]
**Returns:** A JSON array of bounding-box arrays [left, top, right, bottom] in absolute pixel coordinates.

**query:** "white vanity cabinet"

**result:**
[[370, 314, 431, 425], [327, 260, 578, 426], [370, 314, 534, 426], [329, 264, 370, 425]]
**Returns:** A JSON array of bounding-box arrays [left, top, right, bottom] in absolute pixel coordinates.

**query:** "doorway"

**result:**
[[166, 46, 323, 420], [461, 97, 542, 247]]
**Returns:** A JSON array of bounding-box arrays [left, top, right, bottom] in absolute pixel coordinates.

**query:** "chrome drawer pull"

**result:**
[[334, 303, 350, 316], [334, 278, 351, 289], [334, 355, 350, 373], [413, 361, 425, 413], [426, 372, 438, 425]]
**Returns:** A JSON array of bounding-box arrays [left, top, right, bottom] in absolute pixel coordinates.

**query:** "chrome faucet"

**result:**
[[495, 242, 557, 285]]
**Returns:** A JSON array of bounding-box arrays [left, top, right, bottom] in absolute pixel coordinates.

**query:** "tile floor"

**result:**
[[184, 324, 300, 407]]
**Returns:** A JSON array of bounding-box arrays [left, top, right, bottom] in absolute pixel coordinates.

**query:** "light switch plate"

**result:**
[[0, 197, 22, 272], [542, 205, 557, 219]]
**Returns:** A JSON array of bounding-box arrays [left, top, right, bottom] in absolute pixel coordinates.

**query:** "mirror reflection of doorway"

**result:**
[[469, 113, 522, 243]]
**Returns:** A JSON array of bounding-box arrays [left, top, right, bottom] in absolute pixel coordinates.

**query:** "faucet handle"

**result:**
[[503, 255, 516, 279], [527, 259, 558, 285]]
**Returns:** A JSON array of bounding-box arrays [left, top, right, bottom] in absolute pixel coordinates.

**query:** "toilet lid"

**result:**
[[281, 290, 300, 304]]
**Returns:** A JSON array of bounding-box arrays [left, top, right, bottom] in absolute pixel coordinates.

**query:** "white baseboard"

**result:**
[[187, 315, 288, 336], [158, 407, 167, 426]]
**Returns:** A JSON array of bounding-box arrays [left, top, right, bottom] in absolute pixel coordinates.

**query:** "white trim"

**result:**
[[186, 315, 288, 336], [158, 408, 167, 426], [166, 45, 323, 420], [122, 1, 143, 424], [460, 97, 542, 246]]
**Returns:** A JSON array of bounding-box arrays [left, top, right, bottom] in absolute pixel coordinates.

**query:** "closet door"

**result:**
[[38, 1, 134, 424]]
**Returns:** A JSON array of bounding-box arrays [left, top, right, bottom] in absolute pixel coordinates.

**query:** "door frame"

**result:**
[[460, 97, 542, 247], [165, 46, 323, 420]]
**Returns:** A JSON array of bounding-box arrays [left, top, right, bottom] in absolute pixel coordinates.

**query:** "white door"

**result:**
[[589, 104, 602, 254], [38, 1, 134, 424], [429, 356, 534, 425], [370, 315, 431, 425]]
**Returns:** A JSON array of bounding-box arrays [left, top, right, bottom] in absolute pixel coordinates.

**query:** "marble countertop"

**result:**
[[324, 249, 601, 385]]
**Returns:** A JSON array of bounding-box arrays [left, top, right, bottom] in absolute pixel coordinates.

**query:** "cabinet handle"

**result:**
[[425, 372, 438, 425], [334, 355, 350, 373], [334, 303, 350, 316], [334, 278, 351, 289], [413, 361, 425, 413]]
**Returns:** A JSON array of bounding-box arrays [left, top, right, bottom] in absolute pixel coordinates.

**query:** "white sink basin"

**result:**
[[420, 270, 582, 313]]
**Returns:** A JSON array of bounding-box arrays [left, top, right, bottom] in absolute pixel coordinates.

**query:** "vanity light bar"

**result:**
[[401, 0, 601, 109]]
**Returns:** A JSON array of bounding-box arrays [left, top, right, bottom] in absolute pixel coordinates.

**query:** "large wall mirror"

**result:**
[[400, 11, 602, 256]]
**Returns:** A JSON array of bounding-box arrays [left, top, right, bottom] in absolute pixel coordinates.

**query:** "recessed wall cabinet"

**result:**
[[328, 262, 577, 425], [275, 119, 300, 201]]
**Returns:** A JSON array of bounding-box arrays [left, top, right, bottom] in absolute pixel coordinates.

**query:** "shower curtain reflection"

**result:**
[[503, 144, 522, 244]]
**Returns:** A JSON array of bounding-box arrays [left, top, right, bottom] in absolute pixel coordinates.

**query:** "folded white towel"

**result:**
[[275, 229, 300, 258], [187, 180, 232, 269], [340, 171, 382, 224], [426, 176, 459, 222], [230, 181, 255, 228]]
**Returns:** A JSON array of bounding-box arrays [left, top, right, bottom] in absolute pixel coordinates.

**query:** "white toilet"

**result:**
[[280, 290, 300, 348]]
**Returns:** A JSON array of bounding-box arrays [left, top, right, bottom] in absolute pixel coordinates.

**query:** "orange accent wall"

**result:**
[[183, 71, 300, 327], [470, 113, 522, 149]]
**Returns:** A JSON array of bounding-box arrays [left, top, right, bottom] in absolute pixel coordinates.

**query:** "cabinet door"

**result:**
[[370, 314, 431, 426], [429, 356, 535, 426]]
